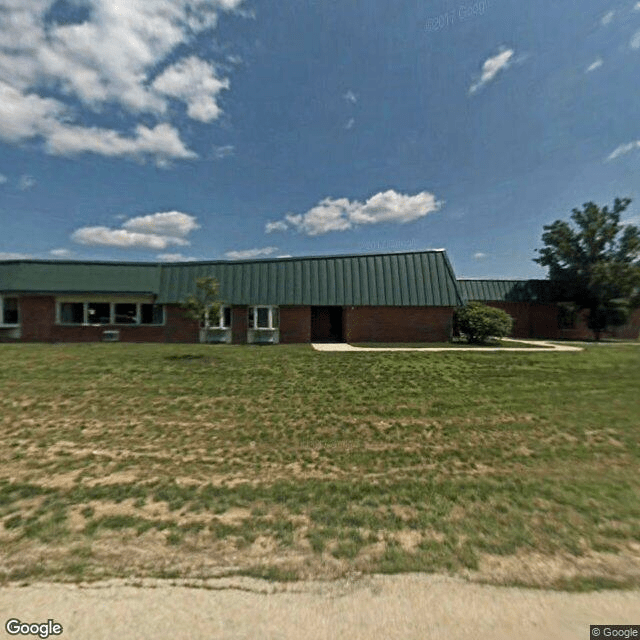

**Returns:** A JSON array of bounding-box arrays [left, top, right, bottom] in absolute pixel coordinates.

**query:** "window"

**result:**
[[217, 306, 231, 328], [60, 302, 84, 324], [2, 297, 19, 325], [114, 303, 137, 324], [87, 302, 110, 324], [257, 307, 269, 328], [140, 304, 164, 325], [248, 306, 279, 329], [57, 301, 165, 325]]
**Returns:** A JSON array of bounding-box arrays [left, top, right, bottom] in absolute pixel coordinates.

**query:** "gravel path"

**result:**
[[2, 574, 638, 639]]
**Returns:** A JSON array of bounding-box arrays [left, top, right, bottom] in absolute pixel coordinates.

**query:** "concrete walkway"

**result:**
[[312, 338, 583, 352]]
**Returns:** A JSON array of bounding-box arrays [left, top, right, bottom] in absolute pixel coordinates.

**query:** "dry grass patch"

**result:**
[[0, 343, 639, 588]]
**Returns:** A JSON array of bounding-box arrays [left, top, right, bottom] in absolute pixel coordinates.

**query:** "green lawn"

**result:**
[[1, 342, 639, 589]]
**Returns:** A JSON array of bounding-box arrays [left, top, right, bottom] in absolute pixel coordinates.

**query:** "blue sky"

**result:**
[[1, 0, 639, 278]]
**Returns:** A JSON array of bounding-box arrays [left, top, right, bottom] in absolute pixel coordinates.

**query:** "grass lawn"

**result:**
[[1, 342, 639, 589]]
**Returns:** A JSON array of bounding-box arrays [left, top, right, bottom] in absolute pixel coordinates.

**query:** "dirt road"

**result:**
[[2, 574, 639, 639]]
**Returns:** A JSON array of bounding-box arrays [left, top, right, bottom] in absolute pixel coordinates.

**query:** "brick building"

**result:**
[[0, 250, 462, 344], [0, 250, 638, 344], [457, 279, 640, 340]]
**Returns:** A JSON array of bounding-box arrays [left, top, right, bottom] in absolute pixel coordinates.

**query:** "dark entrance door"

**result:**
[[311, 306, 343, 342]]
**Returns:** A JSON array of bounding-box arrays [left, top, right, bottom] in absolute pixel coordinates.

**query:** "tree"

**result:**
[[534, 198, 640, 340], [181, 277, 221, 340], [454, 302, 513, 344]]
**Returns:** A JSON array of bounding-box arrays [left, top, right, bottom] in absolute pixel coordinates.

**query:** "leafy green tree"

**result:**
[[181, 277, 221, 333], [454, 302, 513, 344], [534, 198, 640, 340]]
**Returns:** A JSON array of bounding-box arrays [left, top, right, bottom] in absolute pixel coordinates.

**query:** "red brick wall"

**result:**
[[343, 306, 454, 342], [529, 304, 562, 339], [483, 302, 530, 338], [20, 296, 55, 341], [16, 296, 636, 344], [18, 298, 199, 343], [279, 306, 311, 343], [485, 302, 561, 339], [163, 305, 199, 343], [231, 306, 248, 344]]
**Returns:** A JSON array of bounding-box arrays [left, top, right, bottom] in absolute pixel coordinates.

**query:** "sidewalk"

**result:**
[[312, 339, 583, 352]]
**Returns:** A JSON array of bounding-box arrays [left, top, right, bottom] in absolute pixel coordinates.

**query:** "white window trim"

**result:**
[[56, 300, 165, 326], [204, 305, 231, 330], [249, 305, 279, 330], [219, 305, 231, 329], [0, 295, 20, 327]]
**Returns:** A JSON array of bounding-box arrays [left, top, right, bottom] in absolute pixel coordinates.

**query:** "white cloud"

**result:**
[[343, 90, 357, 104], [0, 81, 65, 142], [0, 174, 7, 184], [0, 252, 32, 260], [631, 29, 640, 49], [49, 248, 72, 257], [345, 118, 355, 130], [0, 1, 244, 162], [153, 56, 229, 122], [469, 47, 515, 95], [473, 252, 487, 259], [586, 58, 603, 72], [71, 210, 199, 249], [71, 227, 190, 249], [601, 10, 615, 25], [606, 140, 640, 161], [635, 2, 640, 11], [122, 211, 199, 238], [266, 189, 441, 236], [156, 253, 197, 261], [18, 175, 36, 190], [224, 246, 279, 259], [212, 144, 234, 159], [622, 214, 640, 226], [265, 220, 289, 233], [45, 123, 196, 165]]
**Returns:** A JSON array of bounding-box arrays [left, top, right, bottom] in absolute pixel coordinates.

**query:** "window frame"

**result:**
[[248, 305, 279, 330], [0, 295, 20, 327], [218, 305, 231, 329], [56, 300, 165, 326]]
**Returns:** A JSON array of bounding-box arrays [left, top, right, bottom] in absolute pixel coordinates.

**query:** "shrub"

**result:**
[[454, 302, 513, 344]]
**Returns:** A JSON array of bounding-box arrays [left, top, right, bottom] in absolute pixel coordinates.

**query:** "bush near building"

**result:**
[[454, 301, 514, 344]]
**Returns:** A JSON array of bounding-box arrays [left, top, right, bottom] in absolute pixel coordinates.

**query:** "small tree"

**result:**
[[454, 302, 513, 344], [181, 277, 221, 341]]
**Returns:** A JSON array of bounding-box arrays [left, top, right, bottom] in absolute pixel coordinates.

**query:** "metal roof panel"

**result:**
[[1, 251, 465, 307]]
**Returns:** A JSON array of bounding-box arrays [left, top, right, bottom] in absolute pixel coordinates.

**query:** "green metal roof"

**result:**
[[158, 251, 463, 306], [457, 279, 558, 303], [0, 260, 162, 295], [0, 251, 463, 307]]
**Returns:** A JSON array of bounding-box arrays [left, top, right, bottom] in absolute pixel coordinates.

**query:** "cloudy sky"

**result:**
[[1, 0, 639, 277]]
